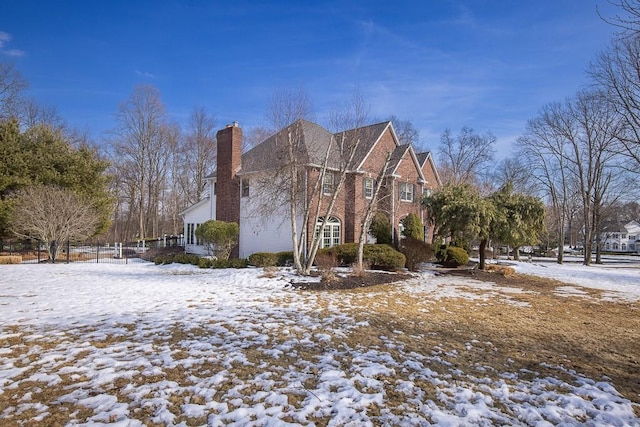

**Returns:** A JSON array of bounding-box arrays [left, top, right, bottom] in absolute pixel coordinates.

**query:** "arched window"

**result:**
[[613, 242, 619, 250], [606, 243, 610, 250], [316, 217, 341, 248], [622, 243, 627, 251]]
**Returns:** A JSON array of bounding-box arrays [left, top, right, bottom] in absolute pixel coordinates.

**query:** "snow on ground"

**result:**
[[0, 260, 638, 426], [509, 255, 640, 302]]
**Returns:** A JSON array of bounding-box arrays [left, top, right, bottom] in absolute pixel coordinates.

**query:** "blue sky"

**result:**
[[1, 1, 618, 155]]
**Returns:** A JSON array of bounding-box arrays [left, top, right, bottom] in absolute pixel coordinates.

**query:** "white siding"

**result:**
[[239, 186, 302, 258], [182, 197, 215, 255]]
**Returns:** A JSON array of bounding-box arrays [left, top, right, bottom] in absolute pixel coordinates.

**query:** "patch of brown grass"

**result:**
[[335, 271, 640, 408], [484, 264, 516, 276], [1, 271, 638, 424]]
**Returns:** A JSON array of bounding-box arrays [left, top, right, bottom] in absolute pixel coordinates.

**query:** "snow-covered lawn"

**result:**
[[0, 260, 638, 426]]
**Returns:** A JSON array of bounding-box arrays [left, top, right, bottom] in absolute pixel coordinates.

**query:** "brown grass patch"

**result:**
[[1, 270, 638, 424], [339, 271, 640, 407], [484, 264, 516, 276]]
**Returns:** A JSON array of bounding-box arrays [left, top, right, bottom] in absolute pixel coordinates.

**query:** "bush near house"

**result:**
[[318, 243, 406, 271], [369, 212, 393, 244], [248, 251, 294, 267], [400, 213, 424, 241], [153, 253, 248, 269], [198, 258, 248, 269], [400, 238, 434, 271], [276, 251, 294, 266], [248, 252, 278, 267], [154, 253, 200, 266]]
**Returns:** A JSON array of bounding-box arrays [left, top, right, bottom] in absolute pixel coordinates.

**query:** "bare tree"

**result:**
[[9, 186, 100, 262], [492, 156, 535, 195], [518, 91, 625, 265], [355, 152, 392, 270], [387, 115, 420, 146], [111, 85, 170, 240], [252, 88, 372, 275], [598, 0, 640, 36], [243, 126, 272, 152], [180, 106, 217, 205], [590, 36, 640, 170], [517, 102, 575, 264], [155, 122, 180, 236], [18, 98, 64, 130], [0, 62, 27, 120], [437, 126, 496, 186]]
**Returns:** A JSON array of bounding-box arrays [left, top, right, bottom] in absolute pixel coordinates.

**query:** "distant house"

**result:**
[[181, 120, 441, 258], [600, 220, 640, 254]]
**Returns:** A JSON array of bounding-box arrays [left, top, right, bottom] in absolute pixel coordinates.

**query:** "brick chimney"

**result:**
[[216, 122, 242, 225]]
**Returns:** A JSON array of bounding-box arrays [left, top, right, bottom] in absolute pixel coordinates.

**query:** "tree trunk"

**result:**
[[479, 238, 487, 270], [557, 226, 564, 264], [513, 245, 521, 261]]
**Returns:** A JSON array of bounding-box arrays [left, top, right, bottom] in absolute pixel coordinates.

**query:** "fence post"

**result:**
[[66, 240, 70, 264], [37, 241, 41, 263], [96, 243, 100, 263]]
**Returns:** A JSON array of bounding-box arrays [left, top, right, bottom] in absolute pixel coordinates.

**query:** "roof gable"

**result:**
[[416, 151, 442, 186], [240, 119, 335, 175], [337, 121, 393, 171], [387, 144, 426, 183]]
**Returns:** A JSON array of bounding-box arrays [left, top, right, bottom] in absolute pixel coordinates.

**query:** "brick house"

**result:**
[[181, 120, 441, 258]]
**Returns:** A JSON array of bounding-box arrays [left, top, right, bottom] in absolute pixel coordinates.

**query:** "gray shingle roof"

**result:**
[[239, 119, 394, 175], [415, 152, 430, 167], [388, 144, 411, 176]]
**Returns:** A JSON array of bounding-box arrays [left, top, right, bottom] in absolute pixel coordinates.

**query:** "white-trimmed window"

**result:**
[[323, 173, 335, 195], [363, 178, 374, 199], [242, 180, 249, 198], [399, 182, 414, 202], [315, 216, 341, 248], [622, 243, 627, 251], [186, 223, 201, 245]]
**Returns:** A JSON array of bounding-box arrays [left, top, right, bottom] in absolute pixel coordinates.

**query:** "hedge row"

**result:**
[[317, 243, 406, 271], [247, 251, 293, 267], [153, 253, 248, 269]]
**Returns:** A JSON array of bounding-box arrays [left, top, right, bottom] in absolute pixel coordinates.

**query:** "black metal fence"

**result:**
[[1, 236, 184, 264]]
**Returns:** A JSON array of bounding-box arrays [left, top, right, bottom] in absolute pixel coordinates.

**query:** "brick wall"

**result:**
[[215, 124, 242, 225]]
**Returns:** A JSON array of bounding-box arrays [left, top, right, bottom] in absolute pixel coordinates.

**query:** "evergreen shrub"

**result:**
[[443, 246, 469, 267], [248, 252, 278, 267], [319, 243, 405, 271], [276, 251, 294, 266]]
